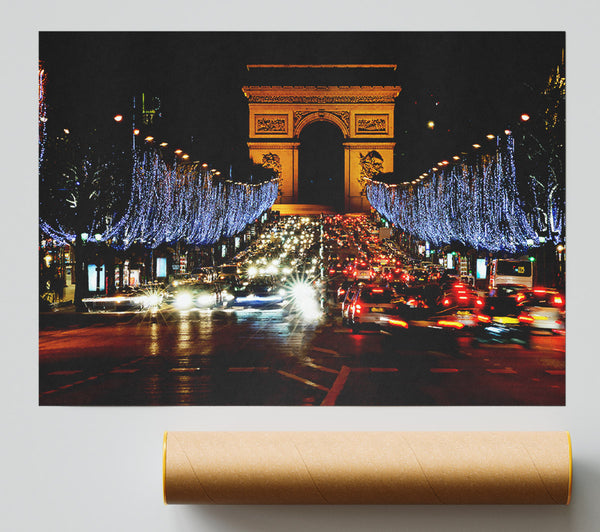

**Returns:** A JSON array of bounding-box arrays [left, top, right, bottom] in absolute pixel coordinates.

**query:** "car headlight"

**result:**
[[175, 292, 193, 309], [197, 294, 214, 306]]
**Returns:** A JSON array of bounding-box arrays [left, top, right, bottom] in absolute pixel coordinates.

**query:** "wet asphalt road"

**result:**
[[39, 304, 565, 406]]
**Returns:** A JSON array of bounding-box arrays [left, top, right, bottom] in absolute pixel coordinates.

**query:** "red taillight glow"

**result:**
[[438, 320, 465, 329], [372, 289, 384, 293], [354, 304, 362, 314], [407, 298, 416, 306], [389, 319, 408, 328], [339, 289, 346, 295], [477, 315, 492, 323], [519, 315, 534, 323], [329, 269, 335, 274], [516, 294, 525, 302], [476, 299, 483, 306], [553, 296, 563, 305], [442, 298, 451, 306], [533, 288, 546, 295], [458, 296, 468, 300]]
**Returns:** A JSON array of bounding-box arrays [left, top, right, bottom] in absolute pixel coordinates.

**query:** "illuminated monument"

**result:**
[[243, 65, 401, 213]]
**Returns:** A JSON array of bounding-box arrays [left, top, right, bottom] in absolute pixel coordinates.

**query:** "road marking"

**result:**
[[312, 346, 340, 356], [276, 370, 330, 392], [545, 370, 565, 376], [110, 368, 139, 374], [48, 370, 82, 376], [321, 365, 351, 406], [486, 368, 518, 374], [228, 367, 270, 373], [430, 368, 460, 373], [305, 362, 339, 374], [369, 367, 398, 373]]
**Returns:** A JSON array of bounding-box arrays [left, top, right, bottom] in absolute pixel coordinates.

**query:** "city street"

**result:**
[[39, 306, 564, 406]]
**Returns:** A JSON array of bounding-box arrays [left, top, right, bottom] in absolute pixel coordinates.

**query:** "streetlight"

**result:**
[[520, 114, 530, 122], [113, 114, 123, 122]]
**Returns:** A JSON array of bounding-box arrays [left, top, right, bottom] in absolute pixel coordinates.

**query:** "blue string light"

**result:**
[[366, 134, 538, 252], [41, 147, 279, 249]]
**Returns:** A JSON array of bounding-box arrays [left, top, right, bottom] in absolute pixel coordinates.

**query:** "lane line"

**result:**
[[545, 369, 565, 376], [47, 370, 82, 376], [486, 368, 518, 374], [369, 367, 398, 373], [276, 370, 330, 392], [305, 362, 339, 374], [228, 367, 270, 373], [430, 368, 460, 373], [110, 368, 139, 374], [321, 365, 351, 406], [169, 367, 201, 373], [311, 346, 340, 356]]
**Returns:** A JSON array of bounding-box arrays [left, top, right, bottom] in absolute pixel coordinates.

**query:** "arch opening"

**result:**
[[298, 121, 345, 212]]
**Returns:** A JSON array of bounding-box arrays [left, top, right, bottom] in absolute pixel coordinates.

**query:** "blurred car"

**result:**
[[472, 297, 532, 348], [336, 280, 355, 302], [353, 262, 375, 282], [438, 284, 484, 324], [230, 278, 285, 308], [82, 286, 163, 312], [517, 288, 565, 333], [378, 303, 462, 355], [348, 285, 398, 333], [341, 282, 362, 325], [167, 282, 222, 310], [488, 284, 528, 299]]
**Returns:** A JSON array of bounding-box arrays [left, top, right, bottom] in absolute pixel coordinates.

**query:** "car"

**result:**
[[378, 303, 463, 355], [472, 297, 532, 348], [353, 262, 375, 282], [336, 280, 355, 302], [341, 282, 362, 325], [438, 283, 484, 317], [517, 288, 565, 333], [348, 285, 398, 333], [82, 285, 163, 312], [230, 279, 285, 308], [167, 282, 222, 310]]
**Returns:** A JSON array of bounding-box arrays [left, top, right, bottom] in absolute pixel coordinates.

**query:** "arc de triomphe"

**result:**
[[243, 65, 401, 212]]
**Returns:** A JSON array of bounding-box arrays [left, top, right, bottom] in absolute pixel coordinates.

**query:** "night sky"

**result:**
[[39, 31, 564, 179]]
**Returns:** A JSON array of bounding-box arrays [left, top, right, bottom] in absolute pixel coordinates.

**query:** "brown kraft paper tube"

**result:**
[[163, 431, 572, 505]]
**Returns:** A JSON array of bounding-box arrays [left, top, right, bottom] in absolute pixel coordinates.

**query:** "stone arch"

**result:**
[[293, 110, 350, 139], [243, 73, 401, 212]]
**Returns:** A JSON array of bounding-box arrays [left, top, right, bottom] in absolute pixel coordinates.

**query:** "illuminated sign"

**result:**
[[476, 259, 487, 280], [88, 264, 105, 292], [156, 257, 167, 278]]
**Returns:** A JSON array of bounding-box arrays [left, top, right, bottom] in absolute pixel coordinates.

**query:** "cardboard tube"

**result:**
[[163, 431, 572, 505]]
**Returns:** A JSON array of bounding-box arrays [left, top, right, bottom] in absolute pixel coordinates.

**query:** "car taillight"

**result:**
[[389, 318, 408, 328], [477, 315, 492, 323], [553, 296, 563, 305], [442, 298, 451, 306], [519, 314, 534, 323], [354, 304, 362, 314], [339, 289, 346, 295], [372, 289, 384, 293], [516, 294, 525, 302], [458, 296, 468, 300], [329, 269, 335, 274], [438, 320, 465, 329]]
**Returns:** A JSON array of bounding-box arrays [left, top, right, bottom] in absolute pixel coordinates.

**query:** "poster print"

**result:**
[[39, 32, 565, 406]]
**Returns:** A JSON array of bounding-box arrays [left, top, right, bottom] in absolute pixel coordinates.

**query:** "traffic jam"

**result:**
[[79, 213, 565, 357]]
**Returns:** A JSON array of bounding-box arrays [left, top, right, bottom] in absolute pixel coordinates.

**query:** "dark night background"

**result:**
[[39, 31, 564, 180]]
